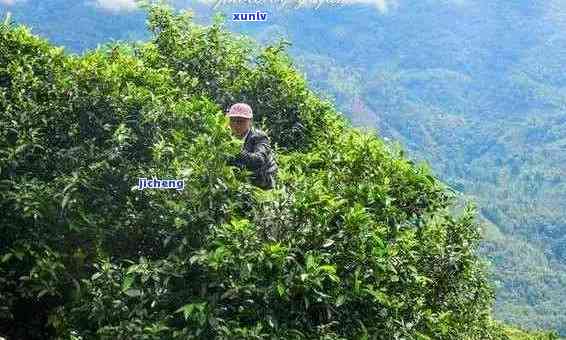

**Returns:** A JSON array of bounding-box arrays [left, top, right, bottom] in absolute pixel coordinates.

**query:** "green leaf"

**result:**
[[126, 264, 139, 275], [122, 275, 135, 291], [61, 192, 71, 209], [124, 289, 142, 297], [319, 265, 337, 274], [1, 253, 12, 263], [306, 254, 315, 270], [335, 295, 346, 307], [365, 288, 391, 307], [277, 282, 285, 297], [322, 239, 335, 248], [415, 332, 432, 340], [37, 289, 50, 298], [175, 303, 206, 321], [175, 304, 195, 320]]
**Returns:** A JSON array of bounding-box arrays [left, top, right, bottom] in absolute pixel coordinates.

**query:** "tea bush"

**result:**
[[0, 4, 557, 340]]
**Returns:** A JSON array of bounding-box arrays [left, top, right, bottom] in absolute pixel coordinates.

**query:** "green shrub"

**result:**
[[0, 4, 555, 340]]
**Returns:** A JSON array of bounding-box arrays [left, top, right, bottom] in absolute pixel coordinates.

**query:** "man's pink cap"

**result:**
[[228, 103, 253, 119]]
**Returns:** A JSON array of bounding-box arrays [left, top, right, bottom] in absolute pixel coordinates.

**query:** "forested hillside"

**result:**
[[2, 4, 554, 338], [1, 0, 565, 337]]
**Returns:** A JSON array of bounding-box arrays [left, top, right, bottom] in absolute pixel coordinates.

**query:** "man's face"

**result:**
[[229, 117, 251, 139]]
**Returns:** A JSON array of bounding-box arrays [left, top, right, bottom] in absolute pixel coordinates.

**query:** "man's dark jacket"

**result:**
[[231, 127, 278, 189]]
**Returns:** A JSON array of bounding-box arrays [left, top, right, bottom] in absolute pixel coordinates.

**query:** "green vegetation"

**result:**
[[504, 326, 561, 340], [2, 0, 565, 334], [1, 4, 557, 339]]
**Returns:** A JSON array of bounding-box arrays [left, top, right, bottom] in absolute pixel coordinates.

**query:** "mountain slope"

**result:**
[[1, 0, 564, 336], [1, 4, 555, 339]]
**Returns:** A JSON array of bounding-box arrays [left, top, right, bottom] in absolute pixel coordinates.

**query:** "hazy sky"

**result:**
[[0, 0, 401, 13]]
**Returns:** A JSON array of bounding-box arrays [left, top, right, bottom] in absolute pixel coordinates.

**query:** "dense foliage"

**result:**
[[1, 4, 555, 339], [2, 0, 565, 334]]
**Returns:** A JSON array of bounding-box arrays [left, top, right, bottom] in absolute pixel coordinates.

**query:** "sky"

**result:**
[[0, 0, 399, 13], [96, 0, 139, 11], [0, 0, 138, 11]]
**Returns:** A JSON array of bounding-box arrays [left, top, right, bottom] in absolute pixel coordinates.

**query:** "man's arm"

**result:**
[[238, 135, 270, 169]]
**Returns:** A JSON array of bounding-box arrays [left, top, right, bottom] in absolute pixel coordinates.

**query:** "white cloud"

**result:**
[[339, 0, 472, 13], [331, 0, 398, 13], [95, 0, 139, 12], [376, 0, 388, 12], [0, 0, 17, 5]]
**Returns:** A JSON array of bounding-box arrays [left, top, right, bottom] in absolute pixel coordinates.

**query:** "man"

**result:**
[[227, 103, 278, 189]]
